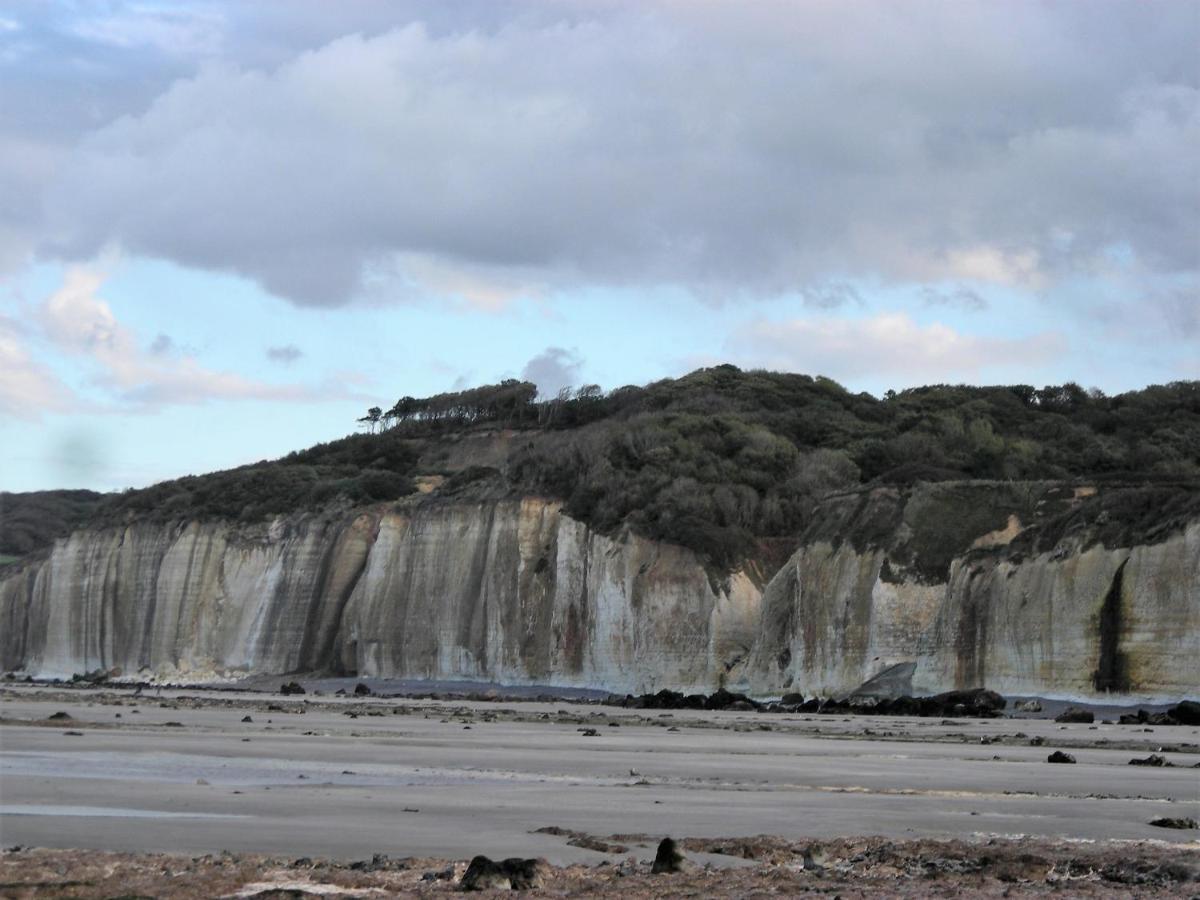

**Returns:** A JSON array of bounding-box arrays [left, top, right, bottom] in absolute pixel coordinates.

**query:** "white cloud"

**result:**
[[37, 267, 363, 410], [521, 346, 583, 397], [0, 315, 76, 420], [727, 313, 1066, 386]]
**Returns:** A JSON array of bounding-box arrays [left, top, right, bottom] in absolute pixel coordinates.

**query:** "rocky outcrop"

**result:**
[[1, 483, 1196, 699], [0, 498, 759, 694], [741, 484, 1200, 700]]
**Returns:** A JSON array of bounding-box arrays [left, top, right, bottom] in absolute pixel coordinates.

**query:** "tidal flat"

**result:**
[[0, 683, 1197, 896]]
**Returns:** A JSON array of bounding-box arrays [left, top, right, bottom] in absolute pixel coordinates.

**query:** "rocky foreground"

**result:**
[[2, 835, 1197, 897]]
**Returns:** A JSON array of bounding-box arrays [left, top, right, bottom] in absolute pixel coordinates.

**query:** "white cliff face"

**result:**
[[339, 499, 750, 693], [744, 515, 1200, 701], [1, 489, 1197, 699], [0, 499, 755, 694]]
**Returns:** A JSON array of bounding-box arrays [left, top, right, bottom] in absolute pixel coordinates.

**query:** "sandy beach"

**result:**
[[1, 682, 1197, 895]]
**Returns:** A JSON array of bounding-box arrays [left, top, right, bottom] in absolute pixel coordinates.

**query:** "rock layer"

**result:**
[[1, 485, 1196, 699]]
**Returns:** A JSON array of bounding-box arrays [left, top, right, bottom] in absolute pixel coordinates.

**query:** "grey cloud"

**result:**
[[266, 343, 303, 364], [920, 286, 988, 312], [148, 332, 173, 354], [6, 2, 1199, 314], [801, 282, 864, 310], [521, 347, 582, 398]]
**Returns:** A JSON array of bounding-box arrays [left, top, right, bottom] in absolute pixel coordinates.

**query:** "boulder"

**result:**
[[1054, 708, 1093, 724], [1047, 750, 1077, 764], [705, 689, 758, 711], [1167, 700, 1200, 725], [353, 682, 372, 696], [923, 689, 1006, 717], [460, 855, 549, 891], [780, 692, 805, 706], [279, 681, 305, 695], [651, 837, 687, 874], [1015, 699, 1043, 713]]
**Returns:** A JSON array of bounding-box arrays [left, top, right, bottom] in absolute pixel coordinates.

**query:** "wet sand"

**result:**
[[1, 684, 1197, 895]]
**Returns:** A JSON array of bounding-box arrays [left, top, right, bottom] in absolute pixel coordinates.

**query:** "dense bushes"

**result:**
[[100, 463, 416, 525], [0, 490, 105, 558], [7, 367, 1198, 569]]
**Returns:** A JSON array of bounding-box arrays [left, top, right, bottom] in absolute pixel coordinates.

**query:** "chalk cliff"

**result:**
[[742, 486, 1200, 699], [1, 484, 1196, 699]]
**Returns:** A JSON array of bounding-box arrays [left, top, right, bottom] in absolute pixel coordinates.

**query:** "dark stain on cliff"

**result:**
[[1092, 559, 1130, 693], [953, 567, 988, 689]]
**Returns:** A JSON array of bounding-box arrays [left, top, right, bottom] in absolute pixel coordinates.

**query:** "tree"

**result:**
[[357, 406, 383, 433]]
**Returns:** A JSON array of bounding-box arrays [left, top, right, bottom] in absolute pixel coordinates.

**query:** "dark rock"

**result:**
[[349, 853, 392, 872], [241, 715, 253, 723], [1149, 817, 1197, 830], [460, 855, 549, 890], [353, 682, 371, 696], [1129, 754, 1169, 767], [1118, 711, 1146, 725], [1168, 700, 1200, 725], [705, 688, 759, 711], [1055, 708, 1094, 724], [1047, 750, 1076, 764], [884, 696, 922, 716], [47, 711, 72, 720], [921, 689, 1007, 718], [279, 681, 305, 696], [1029, 736, 1045, 746], [780, 692, 805, 706], [651, 837, 687, 874]]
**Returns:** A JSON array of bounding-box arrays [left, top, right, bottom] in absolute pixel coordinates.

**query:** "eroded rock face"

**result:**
[[0, 499, 758, 695], [742, 486, 1200, 700], [1, 484, 1196, 700]]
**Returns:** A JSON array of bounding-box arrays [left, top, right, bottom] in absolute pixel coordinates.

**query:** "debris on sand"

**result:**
[[1128, 754, 1170, 767], [1149, 817, 1198, 830], [4, 836, 1197, 896]]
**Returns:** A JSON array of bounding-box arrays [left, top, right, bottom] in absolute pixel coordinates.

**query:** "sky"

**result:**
[[0, 0, 1197, 493]]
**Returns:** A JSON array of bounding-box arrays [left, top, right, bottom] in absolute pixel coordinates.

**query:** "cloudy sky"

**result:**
[[1, 0, 1197, 492]]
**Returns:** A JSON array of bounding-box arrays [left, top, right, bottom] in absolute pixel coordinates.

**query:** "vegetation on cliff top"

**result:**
[[0, 490, 106, 562], [5, 367, 1198, 569]]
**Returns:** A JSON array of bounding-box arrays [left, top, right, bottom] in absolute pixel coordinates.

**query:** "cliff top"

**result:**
[[3, 367, 1198, 572]]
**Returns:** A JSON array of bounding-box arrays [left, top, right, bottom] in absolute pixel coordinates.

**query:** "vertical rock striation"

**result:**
[[1, 484, 1196, 699]]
